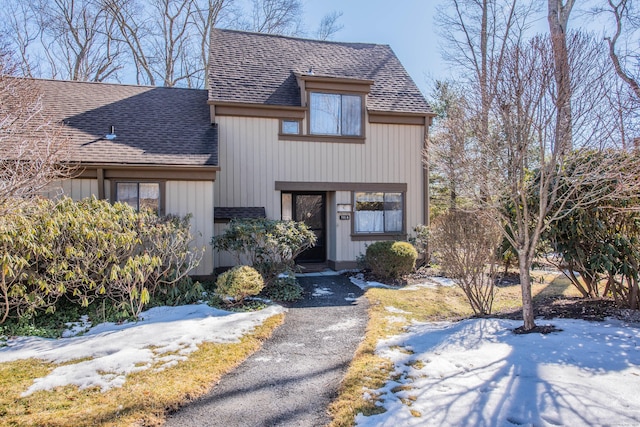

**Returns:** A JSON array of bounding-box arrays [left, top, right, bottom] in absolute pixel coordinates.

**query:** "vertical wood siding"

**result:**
[[43, 178, 214, 276], [214, 116, 425, 265], [165, 181, 214, 276], [43, 179, 99, 200]]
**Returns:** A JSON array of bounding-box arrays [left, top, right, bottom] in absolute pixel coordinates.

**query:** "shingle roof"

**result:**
[[26, 79, 218, 166], [208, 29, 431, 115]]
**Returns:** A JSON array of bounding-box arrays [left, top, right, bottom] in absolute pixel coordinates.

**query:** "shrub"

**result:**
[[365, 241, 418, 281], [409, 224, 430, 267], [211, 218, 316, 287], [215, 266, 264, 305], [430, 209, 501, 316], [262, 275, 303, 302], [0, 196, 203, 325], [151, 277, 205, 307]]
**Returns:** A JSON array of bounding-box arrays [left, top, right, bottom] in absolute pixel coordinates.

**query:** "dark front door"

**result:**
[[292, 193, 326, 263]]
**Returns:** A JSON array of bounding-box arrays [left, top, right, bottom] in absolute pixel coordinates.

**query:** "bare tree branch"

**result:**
[[315, 10, 343, 41], [603, 0, 640, 100], [246, 0, 303, 35], [0, 50, 74, 216]]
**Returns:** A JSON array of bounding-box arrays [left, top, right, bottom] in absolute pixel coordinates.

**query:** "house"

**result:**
[[30, 80, 219, 276], [13, 29, 431, 275], [209, 29, 433, 270]]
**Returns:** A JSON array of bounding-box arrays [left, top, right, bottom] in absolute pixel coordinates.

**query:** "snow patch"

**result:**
[[312, 286, 334, 297], [356, 318, 640, 427], [0, 304, 286, 395], [402, 276, 457, 291], [349, 273, 395, 290], [62, 315, 92, 338]]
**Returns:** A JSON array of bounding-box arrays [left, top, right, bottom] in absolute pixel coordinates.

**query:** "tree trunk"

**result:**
[[547, 0, 575, 154], [518, 251, 536, 330]]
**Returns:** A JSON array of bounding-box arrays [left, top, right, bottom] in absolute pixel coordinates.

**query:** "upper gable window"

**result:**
[[310, 93, 362, 136]]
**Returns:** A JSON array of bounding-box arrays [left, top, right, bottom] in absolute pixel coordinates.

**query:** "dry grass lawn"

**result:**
[[0, 313, 284, 427]]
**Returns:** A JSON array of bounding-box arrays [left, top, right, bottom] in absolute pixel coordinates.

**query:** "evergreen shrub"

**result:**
[[365, 241, 418, 280], [215, 265, 264, 305]]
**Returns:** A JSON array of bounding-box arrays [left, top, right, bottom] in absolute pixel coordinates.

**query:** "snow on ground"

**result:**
[[349, 273, 397, 290], [356, 317, 640, 427], [349, 273, 457, 291], [312, 286, 334, 297], [402, 276, 457, 291], [0, 304, 285, 396]]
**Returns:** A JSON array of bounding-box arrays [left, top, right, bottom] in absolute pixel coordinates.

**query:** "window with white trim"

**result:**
[[354, 192, 404, 234], [115, 182, 161, 214], [310, 92, 362, 136]]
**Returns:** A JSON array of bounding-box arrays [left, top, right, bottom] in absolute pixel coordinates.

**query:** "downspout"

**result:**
[[423, 116, 432, 227], [97, 168, 105, 200]]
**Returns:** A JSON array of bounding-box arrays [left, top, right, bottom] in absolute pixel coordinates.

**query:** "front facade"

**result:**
[[12, 30, 431, 275], [209, 30, 433, 269]]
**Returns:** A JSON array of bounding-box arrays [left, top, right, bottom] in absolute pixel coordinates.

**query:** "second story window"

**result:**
[[282, 119, 300, 134], [310, 92, 362, 136]]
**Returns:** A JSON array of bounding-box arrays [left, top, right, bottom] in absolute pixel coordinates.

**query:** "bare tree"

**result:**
[[0, 0, 125, 82], [0, 1, 41, 78], [315, 10, 343, 40], [427, 81, 471, 212], [0, 49, 73, 215], [36, 0, 124, 81], [602, 0, 640, 100], [471, 33, 638, 331], [548, 0, 575, 154], [430, 209, 502, 316], [436, 0, 537, 198], [245, 0, 303, 35], [192, 0, 234, 88]]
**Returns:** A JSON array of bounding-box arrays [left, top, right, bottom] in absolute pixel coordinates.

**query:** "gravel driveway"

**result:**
[[164, 273, 368, 427]]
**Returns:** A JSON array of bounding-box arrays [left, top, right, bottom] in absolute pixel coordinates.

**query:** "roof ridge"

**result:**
[[11, 76, 207, 92], [213, 28, 387, 49]]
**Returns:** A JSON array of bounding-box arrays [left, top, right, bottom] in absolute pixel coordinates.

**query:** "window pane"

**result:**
[[355, 192, 383, 210], [310, 93, 340, 135], [282, 120, 299, 134], [282, 193, 292, 221], [355, 192, 384, 233], [384, 193, 403, 232], [341, 95, 361, 136], [296, 195, 323, 229], [139, 183, 160, 213], [116, 182, 138, 210], [355, 211, 384, 233]]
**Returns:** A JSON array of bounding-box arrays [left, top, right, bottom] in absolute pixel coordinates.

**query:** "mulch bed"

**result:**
[[495, 295, 640, 324]]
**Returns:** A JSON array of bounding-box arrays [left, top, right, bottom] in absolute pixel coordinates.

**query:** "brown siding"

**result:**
[[214, 116, 425, 265], [43, 178, 215, 276]]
